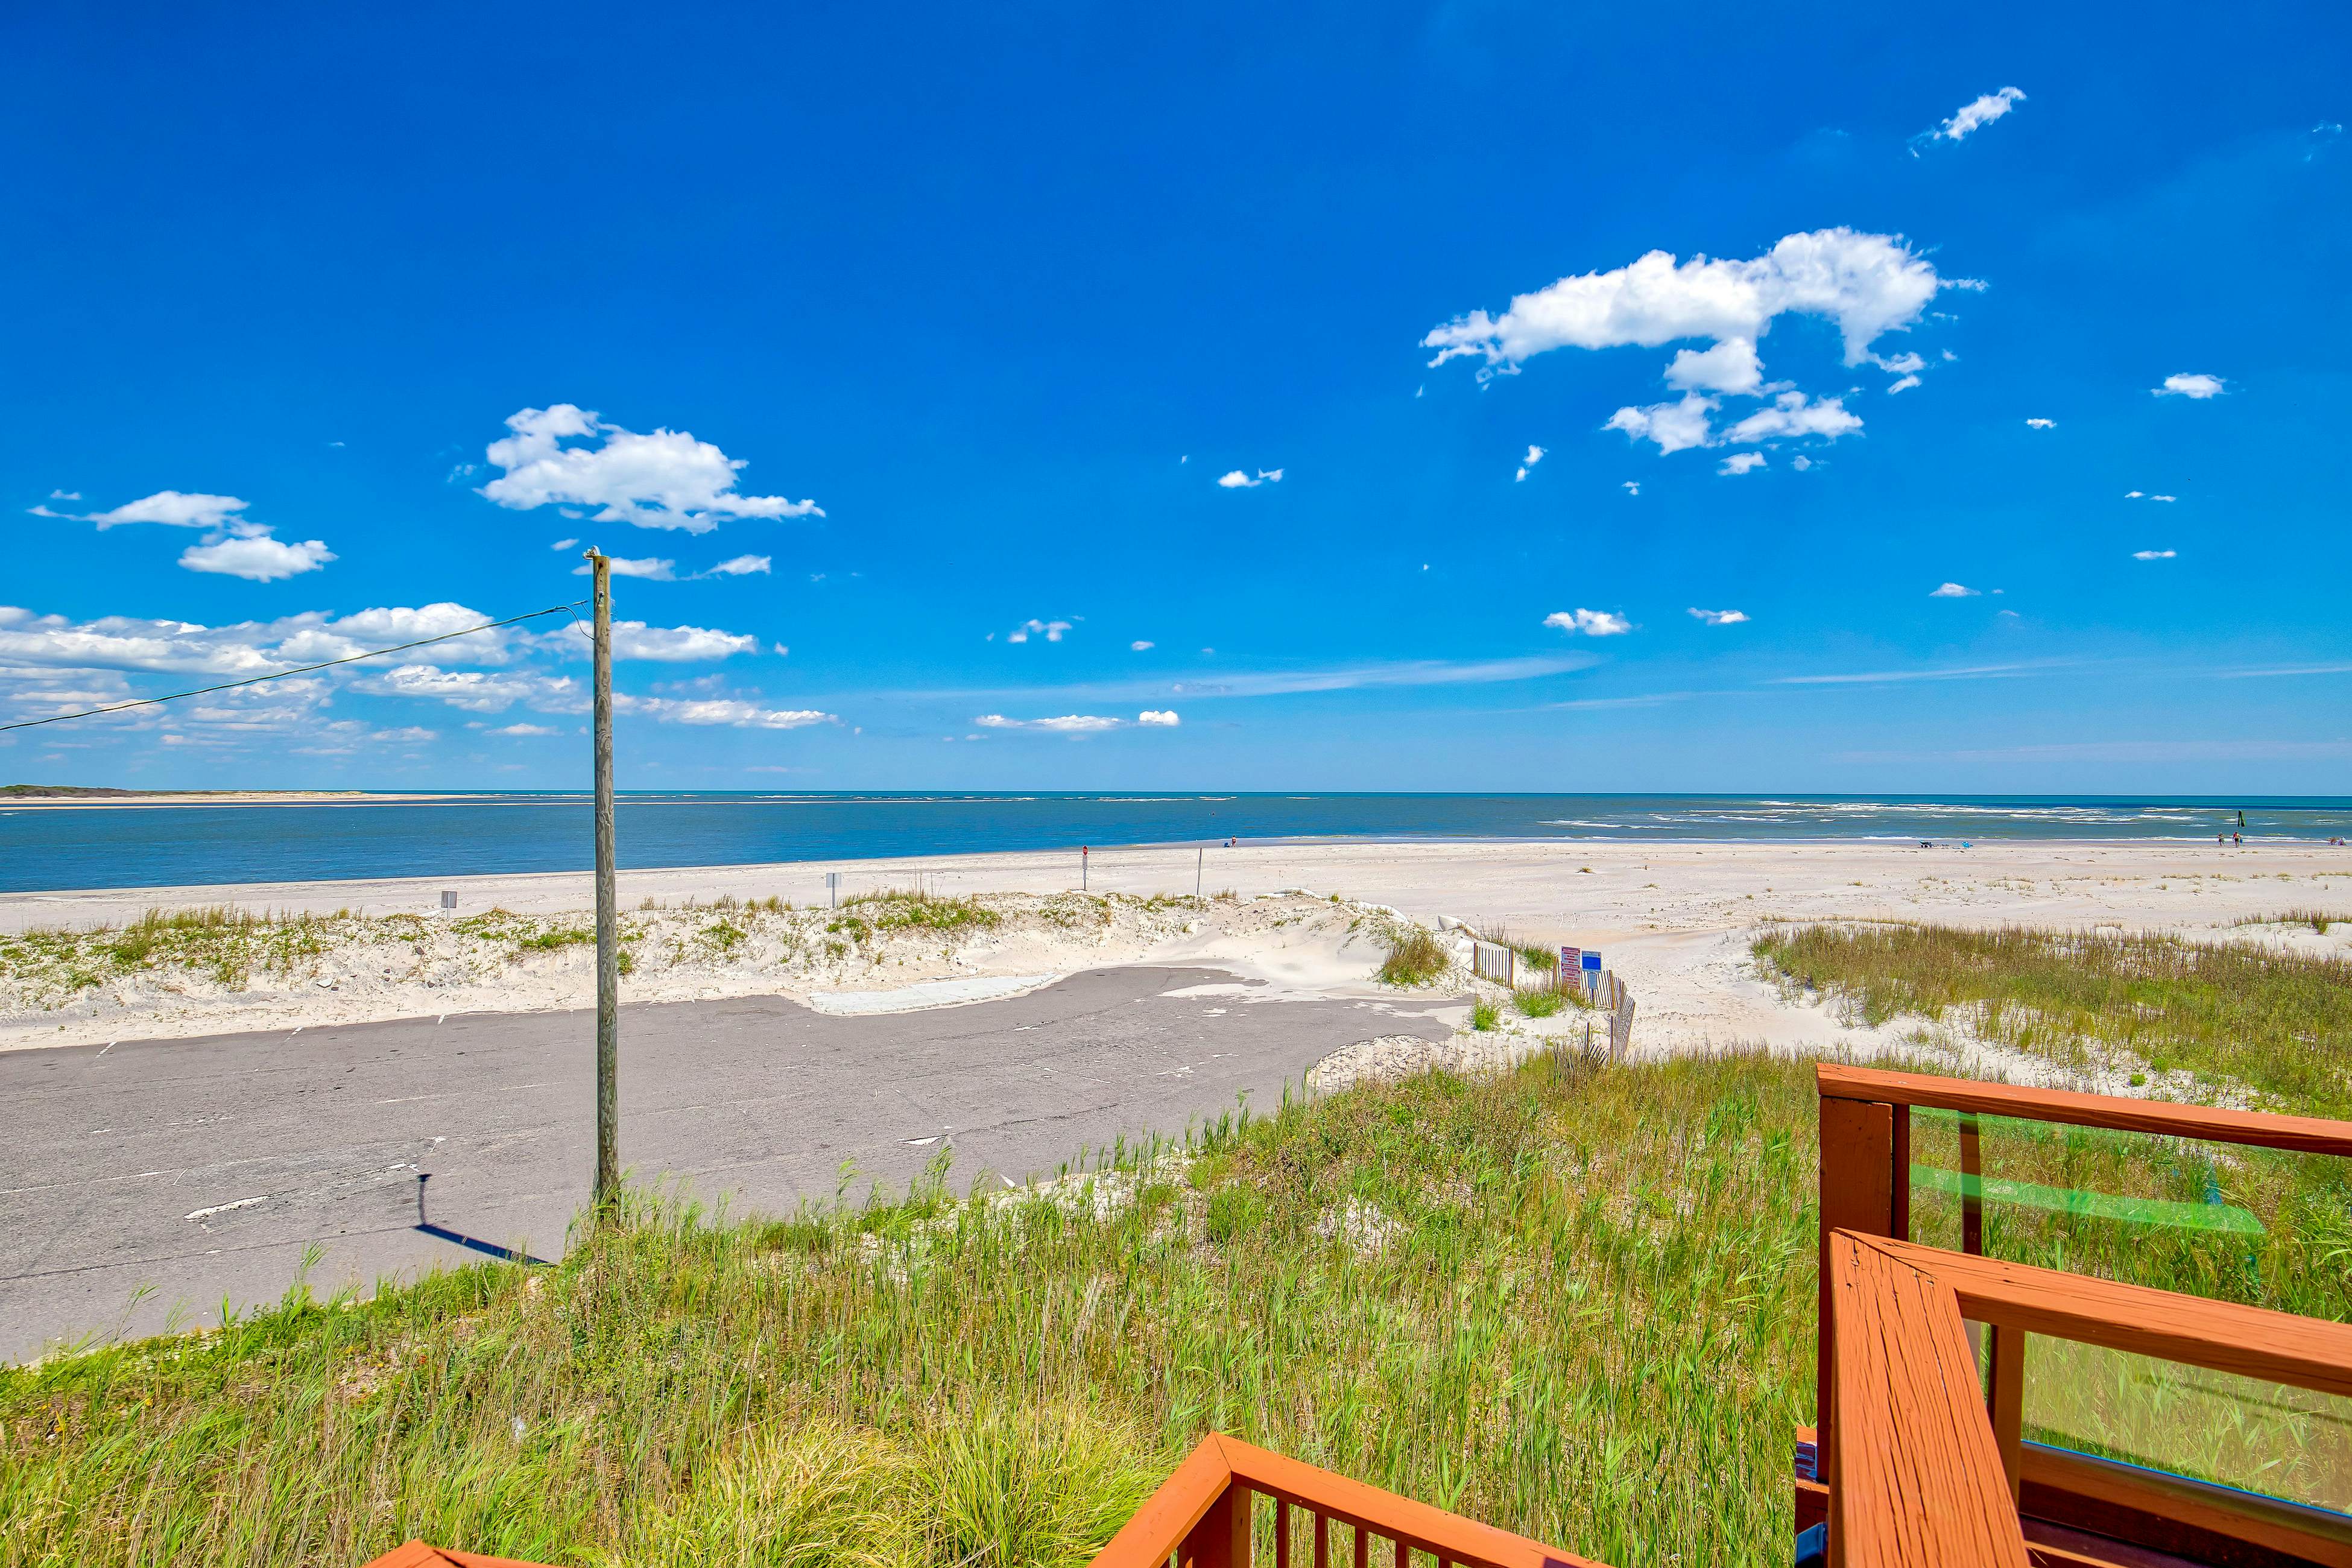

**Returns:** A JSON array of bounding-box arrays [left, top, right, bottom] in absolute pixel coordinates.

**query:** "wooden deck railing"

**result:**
[[1085, 1434, 1608, 1568], [1825, 1230, 2029, 1568], [1813, 1063, 2352, 1424], [1816, 1064, 2352, 1567]]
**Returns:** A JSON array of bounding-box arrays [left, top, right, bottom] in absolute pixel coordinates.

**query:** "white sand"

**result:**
[[5, 840, 2348, 1072]]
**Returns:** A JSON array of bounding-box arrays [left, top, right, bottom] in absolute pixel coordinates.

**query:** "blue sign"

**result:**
[[1580, 950, 1602, 972]]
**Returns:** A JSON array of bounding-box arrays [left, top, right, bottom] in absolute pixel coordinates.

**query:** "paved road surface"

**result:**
[[0, 967, 1446, 1362]]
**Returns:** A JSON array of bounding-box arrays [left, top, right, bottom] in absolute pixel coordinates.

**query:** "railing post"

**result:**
[[1959, 1112, 1983, 1255], [1818, 1092, 1900, 1475], [1987, 1324, 2025, 1505], [1184, 1484, 1251, 1568]]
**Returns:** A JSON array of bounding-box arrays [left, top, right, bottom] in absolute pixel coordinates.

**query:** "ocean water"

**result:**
[[1, 793, 2347, 894]]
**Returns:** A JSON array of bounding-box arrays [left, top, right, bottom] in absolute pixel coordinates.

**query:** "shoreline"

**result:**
[[5, 838, 2347, 1064], [2, 829, 2344, 904]]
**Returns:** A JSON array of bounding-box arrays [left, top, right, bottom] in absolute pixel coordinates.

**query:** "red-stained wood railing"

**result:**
[[1088, 1434, 1608, 1568], [360, 1545, 554, 1568], [1815, 1066, 2352, 1567], [1813, 1064, 2352, 1435], [1825, 1229, 2029, 1568]]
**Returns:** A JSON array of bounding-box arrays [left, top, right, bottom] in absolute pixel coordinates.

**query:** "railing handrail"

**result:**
[[362, 1544, 556, 1568], [1859, 1233, 2352, 1402], [1086, 1434, 1604, 1568], [1215, 1435, 1593, 1568], [1826, 1230, 2029, 1567], [1816, 1063, 2352, 1158], [1089, 1437, 1241, 1568]]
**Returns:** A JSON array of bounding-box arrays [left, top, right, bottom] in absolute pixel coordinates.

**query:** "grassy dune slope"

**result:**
[[1, 1052, 1820, 1568], [8, 920, 2351, 1567]]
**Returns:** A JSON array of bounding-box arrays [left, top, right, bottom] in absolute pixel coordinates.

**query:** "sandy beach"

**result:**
[[7, 838, 2348, 1073]]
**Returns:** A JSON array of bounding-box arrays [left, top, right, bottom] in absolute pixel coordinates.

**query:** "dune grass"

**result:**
[[1374, 927, 1449, 987], [1, 1051, 1828, 1568], [2231, 909, 2352, 935], [842, 890, 1003, 935], [12, 920, 2352, 1566], [1752, 920, 2352, 1114], [1511, 987, 1566, 1019]]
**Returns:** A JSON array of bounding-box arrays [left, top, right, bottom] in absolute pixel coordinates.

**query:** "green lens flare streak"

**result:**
[[1909, 1163, 2265, 1236]]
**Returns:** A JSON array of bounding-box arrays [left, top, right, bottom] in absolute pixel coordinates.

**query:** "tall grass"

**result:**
[[1753, 921, 2352, 1113], [842, 890, 1002, 935], [1374, 928, 1448, 987], [0, 1052, 1824, 1568]]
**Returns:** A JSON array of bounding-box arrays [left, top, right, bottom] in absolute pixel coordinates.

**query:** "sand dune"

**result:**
[[4, 839, 2347, 1067]]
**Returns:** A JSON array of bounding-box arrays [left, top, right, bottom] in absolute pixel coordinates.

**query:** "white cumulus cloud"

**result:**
[[1424, 228, 1947, 383], [38, 490, 251, 530], [1719, 452, 1767, 476], [179, 527, 336, 582], [2132, 549, 2178, 561], [1925, 87, 2026, 145], [488, 723, 560, 736], [2025, 418, 2056, 429], [478, 404, 823, 533], [1514, 445, 1546, 481], [1216, 468, 1284, 488], [1543, 609, 1631, 637], [359, 664, 583, 713], [1687, 607, 1749, 625], [1929, 583, 1981, 598], [1720, 391, 1864, 446], [1605, 393, 1718, 455], [2153, 373, 2227, 399], [607, 622, 761, 661], [1137, 709, 1180, 726]]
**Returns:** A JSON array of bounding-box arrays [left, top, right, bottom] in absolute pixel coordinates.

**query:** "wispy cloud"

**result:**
[[1774, 662, 2049, 686], [617, 695, 834, 729], [1216, 467, 1285, 488], [2131, 549, 2177, 561], [1004, 618, 1072, 643], [974, 713, 1124, 732], [1687, 607, 1749, 626], [1514, 445, 1545, 482], [2209, 663, 2352, 680], [2025, 417, 2055, 429], [877, 654, 1597, 707], [1920, 86, 2026, 147], [575, 555, 677, 580], [1929, 582, 1981, 598], [1718, 452, 1766, 476]]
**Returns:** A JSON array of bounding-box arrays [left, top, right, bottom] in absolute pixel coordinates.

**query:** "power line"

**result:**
[[0, 601, 587, 735]]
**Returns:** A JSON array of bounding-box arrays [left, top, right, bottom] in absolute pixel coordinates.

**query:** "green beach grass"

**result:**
[[7, 918, 2351, 1567]]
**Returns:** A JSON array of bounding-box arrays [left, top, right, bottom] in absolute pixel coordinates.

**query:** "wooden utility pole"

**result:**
[[587, 549, 620, 1218]]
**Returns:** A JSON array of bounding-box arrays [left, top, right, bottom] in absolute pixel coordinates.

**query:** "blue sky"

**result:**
[[4, 3, 2347, 792]]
